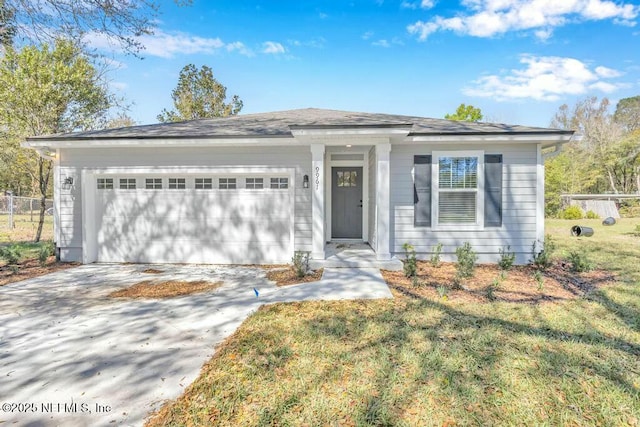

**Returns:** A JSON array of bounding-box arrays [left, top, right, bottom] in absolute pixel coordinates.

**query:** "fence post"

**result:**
[[30, 198, 33, 222], [7, 191, 14, 229]]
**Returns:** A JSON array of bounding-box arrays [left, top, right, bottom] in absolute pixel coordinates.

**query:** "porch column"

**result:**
[[310, 143, 326, 259], [376, 142, 392, 260]]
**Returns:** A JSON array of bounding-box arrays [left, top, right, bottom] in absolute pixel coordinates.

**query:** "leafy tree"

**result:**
[[550, 97, 626, 193], [0, 39, 112, 241], [0, 0, 191, 54], [157, 64, 243, 123], [0, 0, 16, 48], [614, 96, 640, 132], [106, 113, 137, 129], [445, 103, 483, 122]]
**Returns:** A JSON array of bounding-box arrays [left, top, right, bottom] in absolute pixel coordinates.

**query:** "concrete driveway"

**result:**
[[0, 264, 391, 426]]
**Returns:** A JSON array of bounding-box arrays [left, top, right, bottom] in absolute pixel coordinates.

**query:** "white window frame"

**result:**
[[119, 178, 136, 190], [195, 178, 213, 189], [245, 177, 264, 189], [168, 178, 186, 189], [97, 178, 113, 189], [270, 177, 289, 189], [145, 178, 163, 190], [432, 150, 485, 230], [219, 178, 236, 190]]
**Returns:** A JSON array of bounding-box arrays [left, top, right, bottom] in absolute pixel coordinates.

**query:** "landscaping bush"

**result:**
[[531, 234, 556, 271], [402, 243, 417, 278], [0, 245, 22, 265], [430, 242, 443, 268], [38, 241, 55, 266], [455, 242, 477, 285], [498, 246, 515, 271], [567, 250, 593, 272], [291, 251, 310, 278], [585, 210, 599, 219], [561, 205, 584, 220]]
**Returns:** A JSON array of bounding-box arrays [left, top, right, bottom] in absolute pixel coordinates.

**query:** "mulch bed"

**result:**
[[382, 261, 615, 304], [141, 268, 165, 274], [265, 267, 324, 286], [0, 257, 79, 286], [108, 280, 223, 299]]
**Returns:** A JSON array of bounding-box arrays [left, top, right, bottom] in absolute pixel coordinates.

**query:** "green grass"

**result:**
[[0, 214, 53, 243], [148, 219, 640, 426]]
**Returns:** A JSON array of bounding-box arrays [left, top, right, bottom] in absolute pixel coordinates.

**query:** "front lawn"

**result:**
[[147, 219, 640, 426]]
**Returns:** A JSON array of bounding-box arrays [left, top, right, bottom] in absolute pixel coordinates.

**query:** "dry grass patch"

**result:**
[[109, 280, 222, 299], [382, 261, 615, 304], [0, 258, 78, 286], [265, 267, 323, 286]]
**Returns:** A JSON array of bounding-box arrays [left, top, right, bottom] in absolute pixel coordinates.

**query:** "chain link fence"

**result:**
[[1, 194, 54, 229]]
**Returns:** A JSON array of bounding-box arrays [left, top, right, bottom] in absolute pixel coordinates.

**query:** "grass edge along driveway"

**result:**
[[147, 219, 640, 427]]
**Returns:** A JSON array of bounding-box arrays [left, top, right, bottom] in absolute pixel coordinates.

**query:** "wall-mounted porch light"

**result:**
[[62, 177, 74, 190], [303, 174, 309, 189]]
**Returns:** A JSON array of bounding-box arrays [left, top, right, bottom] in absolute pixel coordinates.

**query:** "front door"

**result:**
[[332, 167, 363, 239]]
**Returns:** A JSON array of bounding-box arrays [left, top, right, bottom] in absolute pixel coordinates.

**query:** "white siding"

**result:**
[[58, 146, 311, 262], [390, 143, 538, 264], [367, 146, 377, 250]]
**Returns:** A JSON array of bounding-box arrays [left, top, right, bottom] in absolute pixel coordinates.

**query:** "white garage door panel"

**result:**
[[94, 177, 293, 264]]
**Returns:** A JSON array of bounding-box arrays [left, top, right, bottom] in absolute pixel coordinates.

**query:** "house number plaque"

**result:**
[[315, 167, 320, 190]]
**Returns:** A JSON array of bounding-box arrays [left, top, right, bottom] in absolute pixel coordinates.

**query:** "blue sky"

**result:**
[[88, 0, 640, 127]]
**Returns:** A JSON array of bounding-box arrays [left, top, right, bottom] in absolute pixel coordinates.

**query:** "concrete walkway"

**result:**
[[0, 264, 391, 426]]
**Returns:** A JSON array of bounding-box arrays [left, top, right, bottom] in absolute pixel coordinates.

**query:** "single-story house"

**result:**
[[23, 108, 575, 266]]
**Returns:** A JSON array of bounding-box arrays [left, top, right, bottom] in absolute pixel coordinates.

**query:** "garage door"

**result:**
[[92, 174, 293, 264]]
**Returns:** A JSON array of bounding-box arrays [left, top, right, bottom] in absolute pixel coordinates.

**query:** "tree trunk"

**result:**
[[34, 157, 52, 242], [606, 168, 619, 194]]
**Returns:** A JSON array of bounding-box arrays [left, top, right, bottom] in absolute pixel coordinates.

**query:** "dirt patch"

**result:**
[[265, 268, 323, 286], [382, 261, 615, 304], [109, 280, 223, 299], [141, 268, 164, 274], [0, 258, 79, 286]]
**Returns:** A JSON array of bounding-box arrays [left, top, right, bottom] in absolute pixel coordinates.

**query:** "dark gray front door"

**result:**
[[332, 167, 363, 239]]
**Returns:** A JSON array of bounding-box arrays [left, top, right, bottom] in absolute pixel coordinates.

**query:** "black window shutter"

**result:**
[[484, 154, 503, 227], [414, 155, 432, 227]]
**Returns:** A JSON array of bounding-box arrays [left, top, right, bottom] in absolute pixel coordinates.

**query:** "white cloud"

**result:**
[[463, 55, 624, 101], [362, 31, 374, 40], [262, 41, 286, 54], [408, 0, 639, 40], [372, 37, 405, 47], [319, 12, 329, 19], [226, 41, 254, 57], [401, 0, 435, 9], [85, 30, 253, 58], [288, 38, 326, 49], [372, 39, 391, 47]]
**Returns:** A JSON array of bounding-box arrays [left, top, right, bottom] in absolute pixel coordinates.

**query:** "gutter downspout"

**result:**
[[542, 133, 582, 161]]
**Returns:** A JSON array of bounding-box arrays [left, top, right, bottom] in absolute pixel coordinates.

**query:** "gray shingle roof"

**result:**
[[29, 108, 572, 140]]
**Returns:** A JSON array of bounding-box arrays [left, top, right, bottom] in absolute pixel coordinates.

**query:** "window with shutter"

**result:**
[[432, 151, 485, 228]]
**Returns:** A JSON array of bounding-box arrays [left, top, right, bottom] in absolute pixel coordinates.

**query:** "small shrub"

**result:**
[[533, 270, 544, 291], [455, 242, 477, 283], [487, 277, 501, 301], [291, 251, 310, 278], [561, 205, 584, 220], [430, 243, 443, 268], [567, 250, 593, 272], [498, 246, 516, 271], [0, 245, 22, 265], [531, 234, 556, 271], [585, 210, 599, 219], [411, 275, 422, 287], [402, 243, 417, 278], [436, 285, 448, 300], [9, 265, 19, 274], [38, 241, 55, 266]]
